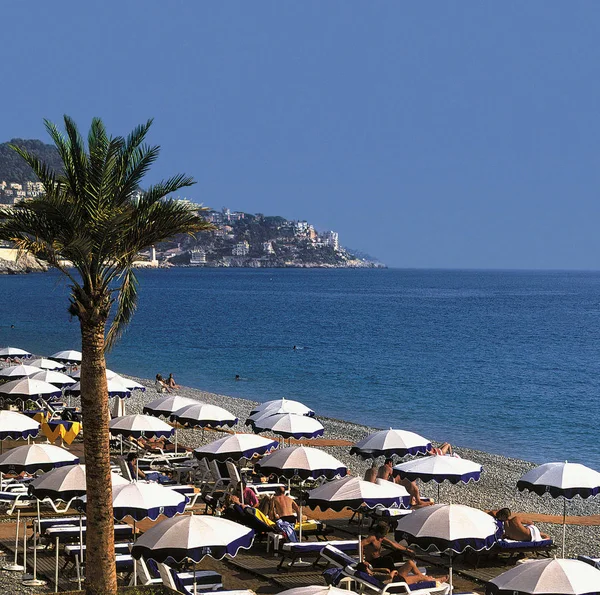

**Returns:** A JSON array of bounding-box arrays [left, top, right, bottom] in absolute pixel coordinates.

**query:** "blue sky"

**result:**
[[3, 2, 599, 268]]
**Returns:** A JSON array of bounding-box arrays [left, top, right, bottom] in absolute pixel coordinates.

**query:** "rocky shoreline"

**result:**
[[113, 372, 600, 558]]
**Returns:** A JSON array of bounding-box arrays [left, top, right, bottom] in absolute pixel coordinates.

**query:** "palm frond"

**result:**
[[105, 268, 138, 351]]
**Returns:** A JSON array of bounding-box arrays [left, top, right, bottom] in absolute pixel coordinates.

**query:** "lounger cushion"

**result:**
[[409, 581, 437, 591], [322, 545, 357, 567], [496, 538, 553, 549], [282, 540, 357, 554]]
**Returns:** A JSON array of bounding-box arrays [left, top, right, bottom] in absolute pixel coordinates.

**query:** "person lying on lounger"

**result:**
[[356, 560, 447, 586], [492, 508, 551, 541], [394, 475, 434, 508], [427, 442, 453, 456], [361, 522, 414, 569]]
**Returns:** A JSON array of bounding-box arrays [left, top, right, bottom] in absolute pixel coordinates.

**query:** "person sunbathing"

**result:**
[[364, 463, 378, 483], [166, 373, 180, 390], [356, 561, 446, 586], [493, 508, 551, 541], [394, 475, 434, 508], [427, 442, 453, 456], [361, 522, 414, 570], [377, 458, 394, 481]]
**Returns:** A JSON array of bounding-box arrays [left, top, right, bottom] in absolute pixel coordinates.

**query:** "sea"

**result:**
[[1, 268, 599, 468]]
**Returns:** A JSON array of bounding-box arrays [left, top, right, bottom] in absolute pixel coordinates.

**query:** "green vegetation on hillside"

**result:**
[[0, 139, 62, 183]]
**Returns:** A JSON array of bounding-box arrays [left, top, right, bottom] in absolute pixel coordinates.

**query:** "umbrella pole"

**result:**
[[22, 518, 27, 577], [562, 498, 567, 557], [22, 502, 46, 586], [358, 532, 362, 562], [175, 428, 178, 454], [133, 519, 137, 586], [78, 512, 83, 589], [3, 508, 24, 570], [438, 482, 440, 504], [449, 552, 453, 595], [55, 535, 59, 592]]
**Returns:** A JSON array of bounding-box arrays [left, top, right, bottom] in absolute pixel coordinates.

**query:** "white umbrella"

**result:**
[[250, 398, 314, 417], [487, 558, 600, 595], [396, 503, 500, 593], [110, 482, 188, 521], [69, 368, 116, 380], [109, 414, 174, 439], [143, 395, 197, 417], [0, 377, 62, 400], [112, 375, 145, 392], [30, 370, 77, 388], [0, 365, 42, 380], [131, 515, 254, 594], [307, 475, 410, 512], [393, 455, 482, 502], [350, 428, 431, 459], [249, 412, 324, 439], [170, 403, 238, 429], [0, 410, 40, 443], [194, 433, 278, 463], [29, 358, 66, 371], [517, 462, 600, 556], [66, 378, 132, 398], [255, 446, 347, 481], [50, 350, 82, 364], [0, 347, 32, 360]]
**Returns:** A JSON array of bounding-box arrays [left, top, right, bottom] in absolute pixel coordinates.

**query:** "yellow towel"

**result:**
[[62, 422, 81, 445]]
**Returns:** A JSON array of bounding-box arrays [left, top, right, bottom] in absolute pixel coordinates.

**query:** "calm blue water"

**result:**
[[1, 268, 599, 468]]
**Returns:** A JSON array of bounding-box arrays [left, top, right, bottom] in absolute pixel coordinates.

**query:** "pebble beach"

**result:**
[[117, 372, 600, 559]]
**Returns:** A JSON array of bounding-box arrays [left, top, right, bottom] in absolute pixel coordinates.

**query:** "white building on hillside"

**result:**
[[190, 248, 207, 265], [321, 231, 339, 251], [232, 241, 250, 256], [263, 241, 275, 255]]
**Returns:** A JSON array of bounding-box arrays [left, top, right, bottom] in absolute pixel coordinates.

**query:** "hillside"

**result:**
[[0, 139, 62, 183]]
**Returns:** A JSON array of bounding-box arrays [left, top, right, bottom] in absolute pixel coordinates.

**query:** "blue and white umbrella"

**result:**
[[110, 375, 145, 392], [143, 395, 197, 418], [255, 446, 347, 481], [0, 377, 63, 401], [249, 412, 324, 440], [394, 456, 482, 484], [487, 558, 600, 595], [66, 378, 132, 398], [0, 347, 32, 361], [517, 462, 600, 556], [194, 433, 279, 463], [131, 514, 255, 563], [0, 365, 42, 380], [350, 428, 431, 460], [170, 403, 237, 429], [28, 358, 66, 371], [0, 410, 39, 442], [250, 398, 314, 417], [109, 414, 174, 439], [109, 482, 187, 522], [307, 475, 410, 512], [49, 350, 82, 364], [30, 370, 77, 388], [0, 443, 79, 474], [396, 504, 500, 593]]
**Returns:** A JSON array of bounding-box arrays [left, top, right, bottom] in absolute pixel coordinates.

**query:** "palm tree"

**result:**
[[0, 116, 213, 595]]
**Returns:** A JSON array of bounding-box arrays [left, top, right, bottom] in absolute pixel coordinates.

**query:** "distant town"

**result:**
[[0, 182, 384, 270]]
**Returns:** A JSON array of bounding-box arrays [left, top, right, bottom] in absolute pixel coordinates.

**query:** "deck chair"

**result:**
[[338, 565, 450, 595], [157, 562, 223, 593], [208, 460, 231, 492], [225, 461, 285, 496], [117, 457, 134, 481]]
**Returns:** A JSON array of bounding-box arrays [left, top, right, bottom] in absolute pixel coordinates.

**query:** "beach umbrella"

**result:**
[[350, 428, 431, 459], [517, 461, 600, 556], [486, 558, 600, 595], [131, 515, 254, 594], [0, 377, 62, 401], [143, 395, 197, 418], [246, 401, 316, 424], [66, 377, 132, 398], [0, 410, 40, 443], [396, 503, 500, 593], [30, 370, 77, 388], [393, 455, 482, 502], [170, 403, 238, 429], [109, 414, 174, 439], [69, 368, 116, 380], [49, 350, 82, 364], [0, 443, 79, 474], [307, 475, 410, 512], [250, 398, 314, 417], [0, 365, 43, 380], [194, 433, 279, 463], [249, 412, 324, 440], [255, 446, 347, 481], [29, 358, 66, 371], [112, 375, 145, 392], [0, 347, 32, 361], [110, 481, 188, 521]]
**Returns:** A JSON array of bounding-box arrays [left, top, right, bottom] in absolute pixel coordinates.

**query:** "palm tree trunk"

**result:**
[[80, 318, 117, 595]]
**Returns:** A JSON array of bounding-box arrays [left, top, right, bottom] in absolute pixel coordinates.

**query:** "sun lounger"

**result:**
[[44, 523, 134, 545], [225, 461, 285, 496], [131, 557, 222, 587], [337, 565, 450, 595], [278, 539, 360, 568], [157, 562, 224, 593], [578, 555, 600, 569], [471, 537, 554, 567]]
